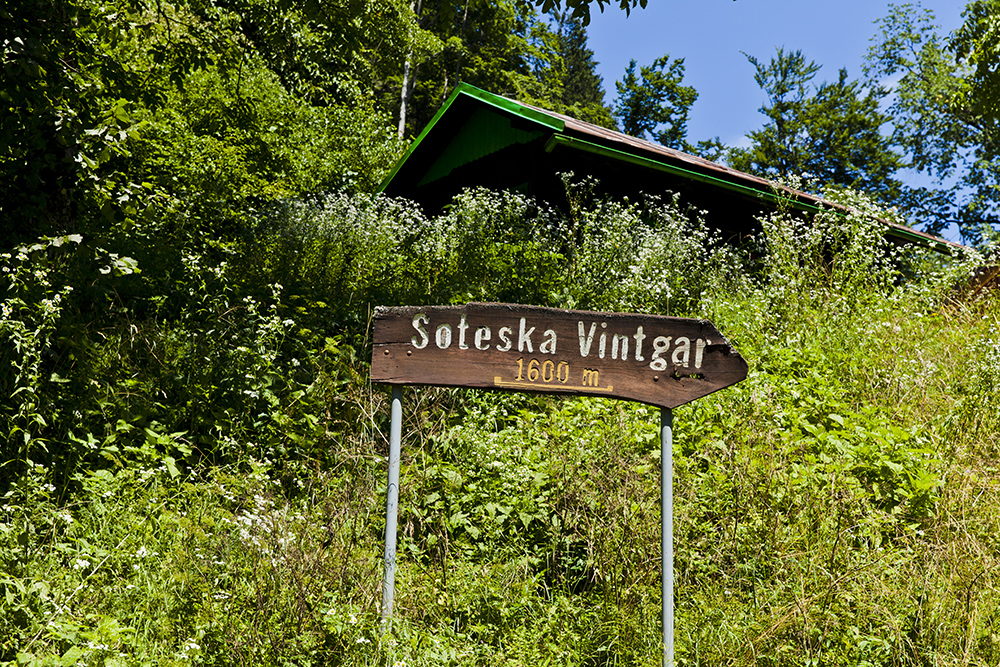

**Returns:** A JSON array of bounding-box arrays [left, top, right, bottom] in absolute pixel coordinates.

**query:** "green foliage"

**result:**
[[613, 55, 698, 149], [133, 63, 401, 203], [393, 0, 547, 137], [0, 239, 78, 495], [557, 179, 745, 314], [7, 0, 1000, 659], [540, 11, 616, 128], [533, 0, 648, 26], [951, 321, 1000, 450], [0, 457, 389, 665], [556, 14, 609, 113], [0, 0, 149, 246], [238, 182, 746, 346], [865, 2, 1000, 244], [239, 189, 565, 331], [394, 0, 620, 137], [729, 48, 903, 200], [5, 182, 1000, 665], [952, 0, 1000, 124], [208, 0, 420, 105], [2, 0, 406, 255]]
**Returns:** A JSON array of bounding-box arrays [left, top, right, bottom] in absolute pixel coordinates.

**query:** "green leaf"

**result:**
[[60, 646, 84, 667], [164, 456, 179, 479]]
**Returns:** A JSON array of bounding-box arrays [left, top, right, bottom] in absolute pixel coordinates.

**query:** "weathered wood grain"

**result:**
[[371, 302, 747, 409]]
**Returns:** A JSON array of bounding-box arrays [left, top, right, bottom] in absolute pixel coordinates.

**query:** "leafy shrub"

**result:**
[[6, 185, 1000, 666], [559, 186, 746, 315]]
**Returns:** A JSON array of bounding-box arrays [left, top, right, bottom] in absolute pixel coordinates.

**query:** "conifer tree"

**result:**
[[557, 16, 599, 104], [550, 11, 614, 127]]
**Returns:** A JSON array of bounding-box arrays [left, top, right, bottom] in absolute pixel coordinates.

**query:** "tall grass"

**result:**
[[2, 187, 998, 666]]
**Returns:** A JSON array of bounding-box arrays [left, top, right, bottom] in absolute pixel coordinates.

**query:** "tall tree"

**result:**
[[390, 0, 548, 136], [613, 55, 697, 149], [952, 0, 1000, 124], [728, 49, 820, 177], [556, 14, 603, 104], [865, 2, 1000, 244], [729, 48, 902, 200], [531, 10, 615, 128], [800, 70, 903, 196]]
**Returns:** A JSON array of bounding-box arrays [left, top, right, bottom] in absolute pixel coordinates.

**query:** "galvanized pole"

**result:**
[[381, 385, 403, 630], [661, 407, 674, 667]]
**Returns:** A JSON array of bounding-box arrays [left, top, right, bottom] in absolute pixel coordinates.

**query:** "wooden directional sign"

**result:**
[[371, 303, 747, 409]]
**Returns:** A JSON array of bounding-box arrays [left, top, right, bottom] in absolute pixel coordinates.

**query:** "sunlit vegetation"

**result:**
[[5, 0, 1000, 664], [3, 183, 1000, 664]]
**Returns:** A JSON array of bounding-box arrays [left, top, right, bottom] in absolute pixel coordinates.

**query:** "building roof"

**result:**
[[381, 83, 959, 252]]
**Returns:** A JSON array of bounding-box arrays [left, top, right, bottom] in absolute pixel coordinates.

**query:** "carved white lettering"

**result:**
[[695, 338, 710, 369], [435, 324, 452, 349], [578, 321, 597, 357], [612, 333, 628, 360], [650, 336, 672, 371], [497, 326, 513, 352], [518, 317, 535, 353], [672, 337, 691, 367], [411, 313, 429, 349], [457, 314, 470, 350], [410, 312, 714, 380], [475, 326, 492, 350], [633, 326, 646, 361], [539, 329, 557, 354]]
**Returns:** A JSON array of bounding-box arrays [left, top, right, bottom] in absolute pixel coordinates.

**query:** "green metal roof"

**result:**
[[379, 83, 563, 191]]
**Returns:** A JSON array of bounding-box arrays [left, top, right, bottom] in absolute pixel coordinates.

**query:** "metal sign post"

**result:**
[[372, 303, 746, 658], [380, 385, 403, 630], [661, 407, 674, 667]]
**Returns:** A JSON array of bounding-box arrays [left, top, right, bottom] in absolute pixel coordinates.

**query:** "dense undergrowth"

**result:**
[[3, 187, 1000, 665]]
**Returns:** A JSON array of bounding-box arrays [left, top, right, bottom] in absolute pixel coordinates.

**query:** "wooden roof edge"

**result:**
[[522, 100, 968, 255]]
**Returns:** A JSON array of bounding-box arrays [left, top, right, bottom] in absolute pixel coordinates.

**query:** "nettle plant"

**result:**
[[1, 236, 90, 497], [152, 252, 302, 464], [0, 234, 148, 494]]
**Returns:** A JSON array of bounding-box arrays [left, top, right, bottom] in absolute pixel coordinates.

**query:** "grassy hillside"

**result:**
[[3, 187, 999, 666]]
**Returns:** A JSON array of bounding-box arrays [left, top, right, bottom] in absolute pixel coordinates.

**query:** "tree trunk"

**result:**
[[453, 0, 470, 90], [398, 0, 423, 139], [398, 58, 412, 139]]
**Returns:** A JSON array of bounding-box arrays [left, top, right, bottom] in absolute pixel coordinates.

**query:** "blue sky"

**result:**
[[584, 1, 968, 239], [586, 0, 966, 149]]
